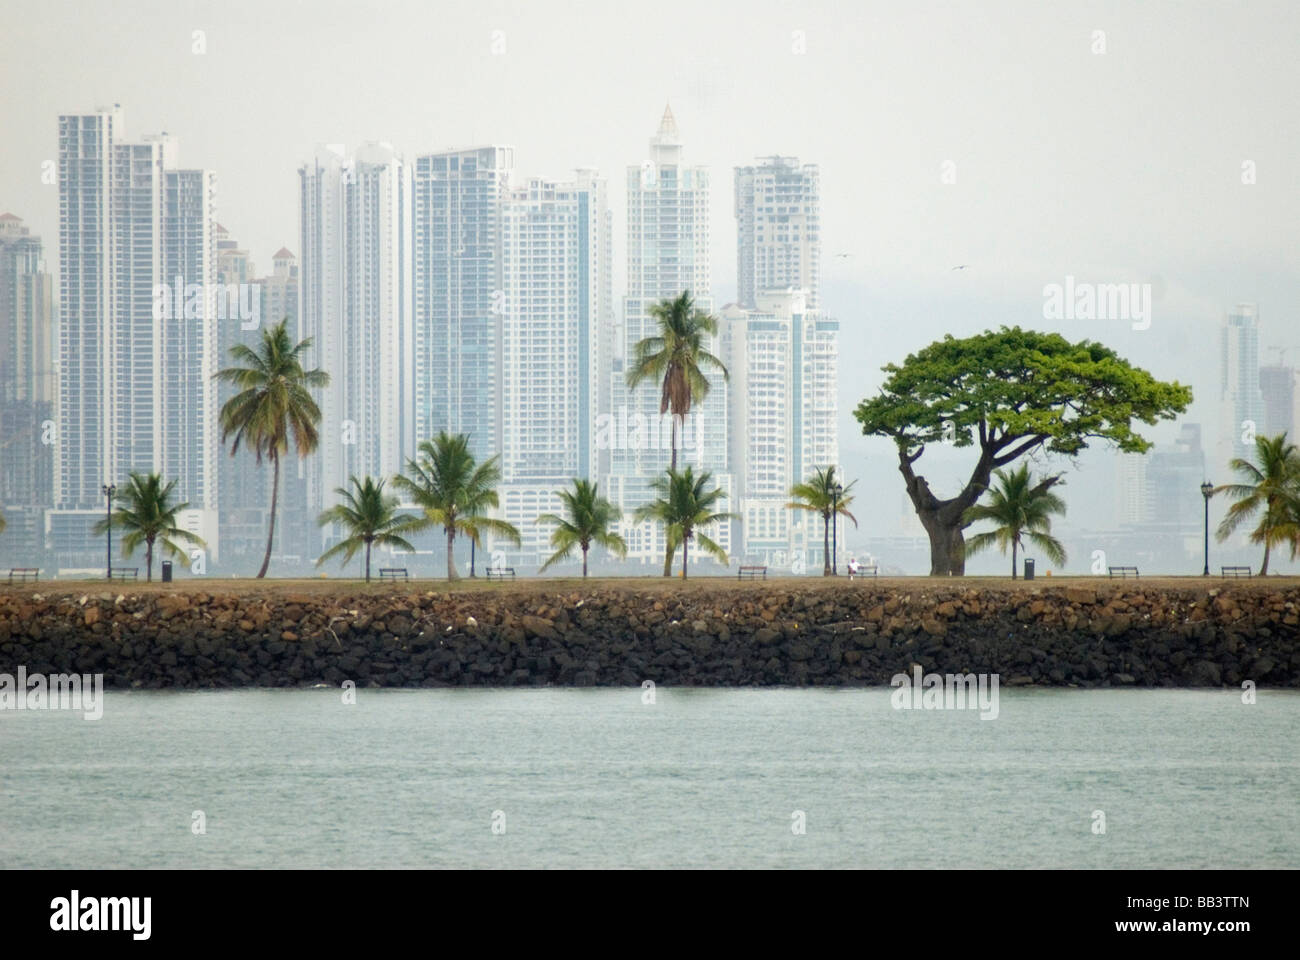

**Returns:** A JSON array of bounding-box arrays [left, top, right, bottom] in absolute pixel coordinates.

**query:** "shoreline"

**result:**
[[2, 578, 1297, 689]]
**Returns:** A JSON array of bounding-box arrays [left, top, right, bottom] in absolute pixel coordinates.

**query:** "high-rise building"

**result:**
[[720, 289, 838, 568], [51, 107, 219, 565], [412, 146, 513, 461], [0, 213, 55, 558], [1219, 303, 1263, 468], [605, 106, 731, 566], [495, 171, 612, 566], [734, 157, 821, 310], [299, 143, 413, 556], [161, 167, 219, 530], [1259, 363, 1295, 442]]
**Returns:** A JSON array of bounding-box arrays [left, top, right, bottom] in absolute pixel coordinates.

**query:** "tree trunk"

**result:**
[[582, 545, 588, 578], [257, 451, 280, 579], [146, 538, 154, 582], [822, 512, 831, 575], [682, 536, 689, 580], [1011, 539, 1018, 579], [896, 428, 1050, 577], [469, 537, 476, 578], [446, 526, 458, 581], [663, 416, 677, 577], [1260, 541, 1271, 576], [365, 540, 372, 583]]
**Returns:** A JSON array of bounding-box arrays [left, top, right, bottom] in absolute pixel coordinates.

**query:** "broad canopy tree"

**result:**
[[854, 327, 1192, 576]]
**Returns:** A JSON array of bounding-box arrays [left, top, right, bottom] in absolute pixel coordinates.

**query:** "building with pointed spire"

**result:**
[[603, 105, 732, 567]]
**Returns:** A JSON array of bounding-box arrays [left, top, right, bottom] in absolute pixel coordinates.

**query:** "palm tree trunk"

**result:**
[[823, 513, 831, 576], [446, 526, 458, 581], [1011, 539, 1018, 579], [146, 539, 154, 582], [257, 451, 280, 579], [682, 536, 689, 580], [470, 538, 476, 578], [1261, 541, 1271, 576], [582, 546, 588, 578], [365, 540, 372, 583], [663, 416, 678, 578]]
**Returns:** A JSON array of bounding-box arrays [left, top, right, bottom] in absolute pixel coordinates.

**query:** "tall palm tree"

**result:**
[[536, 478, 628, 577], [91, 472, 206, 581], [393, 432, 520, 581], [787, 466, 858, 575], [316, 476, 416, 582], [634, 467, 737, 579], [1213, 432, 1300, 575], [213, 318, 329, 578], [961, 463, 1067, 578], [626, 290, 729, 577]]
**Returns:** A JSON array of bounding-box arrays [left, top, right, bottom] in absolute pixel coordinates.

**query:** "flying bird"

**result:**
[[835, 252, 852, 258], [952, 264, 970, 270]]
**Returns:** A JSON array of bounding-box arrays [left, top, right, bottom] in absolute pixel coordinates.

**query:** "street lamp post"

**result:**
[[102, 483, 116, 579], [1200, 480, 1214, 576], [832, 482, 843, 576]]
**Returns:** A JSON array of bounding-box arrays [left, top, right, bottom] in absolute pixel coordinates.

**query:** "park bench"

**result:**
[[485, 567, 515, 581], [1107, 566, 1139, 579], [850, 563, 879, 579], [6, 567, 39, 584], [378, 568, 409, 581], [108, 568, 139, 581], [738, 565, 767, 580], [1221, 566, 1252, 578]]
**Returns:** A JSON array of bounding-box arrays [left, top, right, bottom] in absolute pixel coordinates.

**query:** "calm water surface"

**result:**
[[2, 688, 1297, 868]]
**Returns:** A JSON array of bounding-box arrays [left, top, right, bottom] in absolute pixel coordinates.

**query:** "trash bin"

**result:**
[[1024, 558, 1035, 581], [161, 560, 173, 583]]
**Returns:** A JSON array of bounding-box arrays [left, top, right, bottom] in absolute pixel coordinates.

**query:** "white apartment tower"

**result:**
[[734, 157, 822, 310], [606, 106, 731, 566], [720, 289, 838, 568], [299, 143, 413, 542], [411, 146, 513, 462], [1219, 303, 1263, 468], [53, 107, 219, 560], [496, 171, 612, 566]]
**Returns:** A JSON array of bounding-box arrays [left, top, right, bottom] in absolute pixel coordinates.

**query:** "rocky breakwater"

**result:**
[[0, 581, 1297, 689]]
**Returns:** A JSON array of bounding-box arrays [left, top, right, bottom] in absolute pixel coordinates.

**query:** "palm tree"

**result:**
[[961, 463, 1067, 578], [213, 318, 329, 578], [0, 508, 5, 537], [626, 290, 729, 576], [1213, 432, 1300, 575], [393, 432, 520, 581], [787, 466, 858, 575], [316, 476, 416, 582], [634, 467, 737, 579], [91, 472, 205, 581], [536, 479, 628, 577]]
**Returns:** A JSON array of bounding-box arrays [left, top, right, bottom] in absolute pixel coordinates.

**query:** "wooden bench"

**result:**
[[378, 568, 409, 581], [6, 567, 39, 584], [1107, 566, 1139, 579], [108, 568, 139, 581], [1221, 565, 1252, 578], [738, 565, 767, 580], [485, 567, 515, 581], [849, 564, 879, 579]]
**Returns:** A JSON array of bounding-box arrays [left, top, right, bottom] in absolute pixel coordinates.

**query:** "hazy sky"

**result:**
[[3, 0, 1298, 555]]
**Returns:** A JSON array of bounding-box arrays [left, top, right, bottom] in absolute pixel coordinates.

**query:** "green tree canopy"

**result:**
[[854, 326, 1191, 575]]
